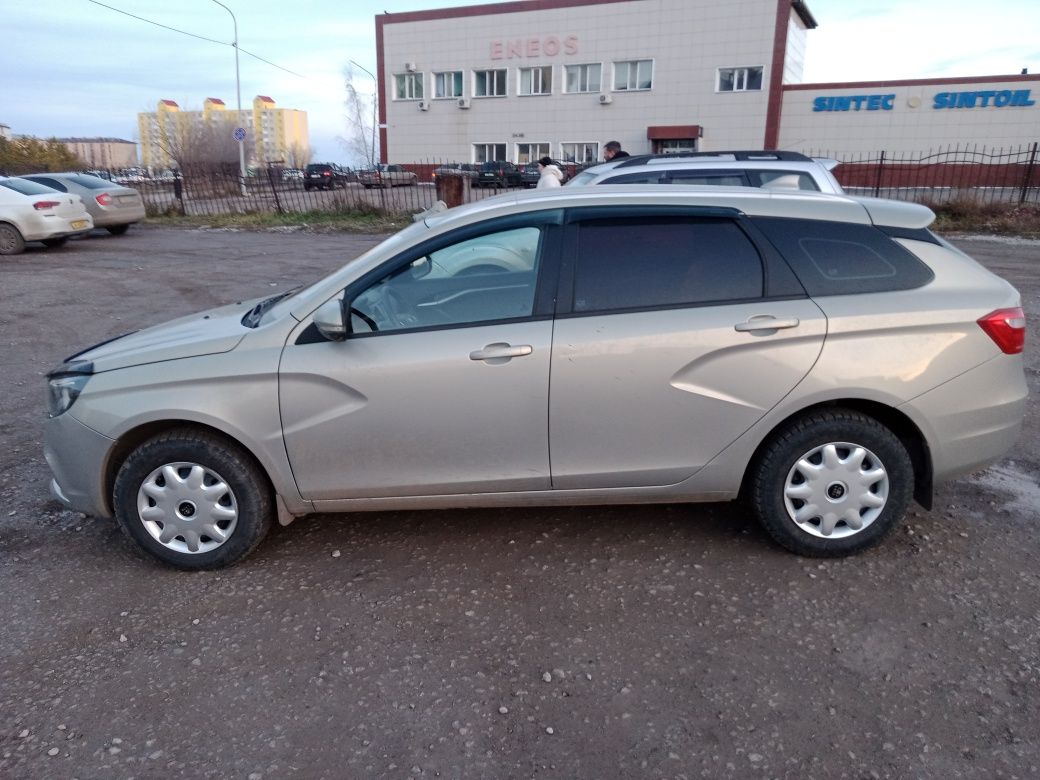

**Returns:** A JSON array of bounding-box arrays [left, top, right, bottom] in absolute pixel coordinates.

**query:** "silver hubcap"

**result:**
[[0, 226, 17, 252], [137, 462, 238, 554], [783, 441, 889, 539]]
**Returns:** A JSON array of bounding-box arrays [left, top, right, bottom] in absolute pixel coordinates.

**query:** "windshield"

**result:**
[[566, 170, 599, 187], [66, 174, 114, 189]]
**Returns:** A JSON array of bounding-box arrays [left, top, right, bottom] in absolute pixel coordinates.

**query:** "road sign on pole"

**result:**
[[233, 127, 246, 142]]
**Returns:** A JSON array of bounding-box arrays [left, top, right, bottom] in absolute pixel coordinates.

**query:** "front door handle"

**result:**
[[734, 316, 801, 333], [469, 343, 533, 362]]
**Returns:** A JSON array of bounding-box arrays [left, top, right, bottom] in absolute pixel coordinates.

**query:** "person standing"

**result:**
[[603, 140, 630, 161], [536, 156, 563, 188]]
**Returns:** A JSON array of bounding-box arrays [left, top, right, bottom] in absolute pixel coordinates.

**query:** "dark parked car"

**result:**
[[432, 163, 479, 181], [476, 161, 523, 188], [304, 163, 352, 190]]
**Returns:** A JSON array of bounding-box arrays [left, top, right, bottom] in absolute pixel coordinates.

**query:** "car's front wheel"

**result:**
[[748, 409, 913, 557], [0, 222, 26, 255], [113, 430, 273, 569]]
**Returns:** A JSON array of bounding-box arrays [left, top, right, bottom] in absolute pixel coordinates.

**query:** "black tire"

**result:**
[[0, 222, 26, 255], [748, 409, 913, 557], [113, 429, 274, 569], [106, 224, 130, 236], [304, 184, 313, 191], [42, 237, 69, 248]]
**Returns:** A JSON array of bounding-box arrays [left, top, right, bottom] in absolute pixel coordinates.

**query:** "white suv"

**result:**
[[567, 150, 843, 193]]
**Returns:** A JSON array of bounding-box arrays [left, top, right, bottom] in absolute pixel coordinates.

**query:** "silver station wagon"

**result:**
[[44, 186, 1027, 569]]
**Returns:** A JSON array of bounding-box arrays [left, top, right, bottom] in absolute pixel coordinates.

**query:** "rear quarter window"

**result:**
[[753, 217, 934, 296]]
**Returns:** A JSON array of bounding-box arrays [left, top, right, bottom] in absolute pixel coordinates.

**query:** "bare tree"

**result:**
[[342, 66, 378, 167], [156, 110, 255, 170], [285, 142, 312, 169]]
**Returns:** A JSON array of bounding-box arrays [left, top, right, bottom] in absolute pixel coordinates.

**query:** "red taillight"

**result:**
[[978, 307, 1026, 355], [96, 193, 113, 206], [33, 200, 61, 211], [323, 171, 331, 177]]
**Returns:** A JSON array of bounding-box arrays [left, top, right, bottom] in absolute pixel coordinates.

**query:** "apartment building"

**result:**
[[137, 96, 309, 171], [58, 137, 138, 169]]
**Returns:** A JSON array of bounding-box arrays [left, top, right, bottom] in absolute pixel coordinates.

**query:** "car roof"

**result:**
[[420, 184, 934, 231]]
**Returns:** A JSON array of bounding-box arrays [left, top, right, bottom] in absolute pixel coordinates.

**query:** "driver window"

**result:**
[[349, 226, 542, 334]]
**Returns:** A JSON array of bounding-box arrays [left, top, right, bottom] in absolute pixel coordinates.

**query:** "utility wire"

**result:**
[[86, 0, 308, 79]]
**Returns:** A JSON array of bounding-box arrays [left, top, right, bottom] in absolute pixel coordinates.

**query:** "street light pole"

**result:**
[[349, 60, 378, 167], [212, 0, 247, 195]]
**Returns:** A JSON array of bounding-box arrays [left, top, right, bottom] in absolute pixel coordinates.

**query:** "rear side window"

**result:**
[[0, 178, 60, 196], [753, 217, 934, 296], [572, 217, 763, 313], [747, 170, 820, 191]]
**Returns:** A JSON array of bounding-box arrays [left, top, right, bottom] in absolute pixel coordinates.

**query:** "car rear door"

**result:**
[[548, 208, 827, 489]]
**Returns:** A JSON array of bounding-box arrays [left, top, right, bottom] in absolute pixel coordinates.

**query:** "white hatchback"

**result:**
[[0, 176, 94, 254]]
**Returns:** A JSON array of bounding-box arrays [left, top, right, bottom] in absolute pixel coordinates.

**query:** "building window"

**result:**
[[613, 60, 653, 91], [474, 143, 507, 163], [517, 143, 550, 164], [394, 73, 424, 100], [519, 66, 552, 96], [564, 64, 601, 94], [561, 143, 598, 164], [434, 71, 463, 99], [717, 67, 763, 92], [474, 69, 507, 97]]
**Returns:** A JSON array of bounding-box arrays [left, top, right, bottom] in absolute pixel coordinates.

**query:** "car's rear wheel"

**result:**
[[748, 409, 912, 557], [42, 237, 68, 248], [0, 223, 26, 255], [113, 430, 273, 569], [106, 224, 130, 236]]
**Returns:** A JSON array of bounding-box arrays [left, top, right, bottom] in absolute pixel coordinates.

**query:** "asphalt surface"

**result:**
[[1, 226, 1038, 779]]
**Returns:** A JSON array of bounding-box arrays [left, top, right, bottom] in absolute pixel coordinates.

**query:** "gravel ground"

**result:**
[[1, 226, 1038, 779]]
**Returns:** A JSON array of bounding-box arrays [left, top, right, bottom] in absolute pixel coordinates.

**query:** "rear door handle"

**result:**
[[469, 343, 533, 361], [734, 316, 801, 332]]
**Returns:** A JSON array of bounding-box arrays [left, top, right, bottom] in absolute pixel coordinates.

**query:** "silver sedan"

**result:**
[[20, 172, 145, 235]]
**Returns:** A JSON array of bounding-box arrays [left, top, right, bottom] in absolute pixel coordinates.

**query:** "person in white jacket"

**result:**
[[536, 156, 563, 188]]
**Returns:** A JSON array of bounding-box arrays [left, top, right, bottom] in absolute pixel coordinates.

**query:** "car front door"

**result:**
[[549, 210, 827, 489], [280, 216, 562, 500]]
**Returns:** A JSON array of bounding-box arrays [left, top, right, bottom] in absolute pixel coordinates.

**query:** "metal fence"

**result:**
[[5, 146, 1038, 217], [812, 143, 1040, 205]]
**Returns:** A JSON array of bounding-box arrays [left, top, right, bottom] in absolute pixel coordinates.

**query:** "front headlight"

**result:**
[[46, 371, 91, 418]]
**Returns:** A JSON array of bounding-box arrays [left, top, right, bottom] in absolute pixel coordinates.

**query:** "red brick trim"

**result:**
[[647, 125, 702, 140], [784, 74, 1040, 91], [376, 16, 388, 163], [763, 0, 790, 149]]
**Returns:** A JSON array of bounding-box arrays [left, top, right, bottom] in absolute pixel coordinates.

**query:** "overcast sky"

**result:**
[[2, 0, 1037, 165]]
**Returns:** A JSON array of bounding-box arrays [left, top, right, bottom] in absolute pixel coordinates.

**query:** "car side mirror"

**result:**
[[410, 256, 432, 279], [313, 297, 349, 341]]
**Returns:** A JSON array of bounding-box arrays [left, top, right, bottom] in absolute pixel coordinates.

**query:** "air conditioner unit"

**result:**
[[404, 62, 417, 72], [418, 100, 430, 111], [598, 94, 613, 105], [457, 98, 471, 109]]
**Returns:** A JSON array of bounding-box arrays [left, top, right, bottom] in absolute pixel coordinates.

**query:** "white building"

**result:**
[[375, 0, 1039, 164]]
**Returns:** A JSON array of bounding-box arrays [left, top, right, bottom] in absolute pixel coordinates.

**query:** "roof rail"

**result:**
[[615, 150, 813, 168]]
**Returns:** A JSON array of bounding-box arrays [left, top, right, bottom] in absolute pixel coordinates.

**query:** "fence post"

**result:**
[[266, 166, 284, 214], [873, 151, 886, 198], [1020, 142, 1038, 205]]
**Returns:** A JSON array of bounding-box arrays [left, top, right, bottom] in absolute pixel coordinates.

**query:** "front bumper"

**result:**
[[43, 412, 116, 518]]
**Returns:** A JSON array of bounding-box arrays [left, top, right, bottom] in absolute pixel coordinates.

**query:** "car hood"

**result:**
[[70, 297, 261, 373]]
